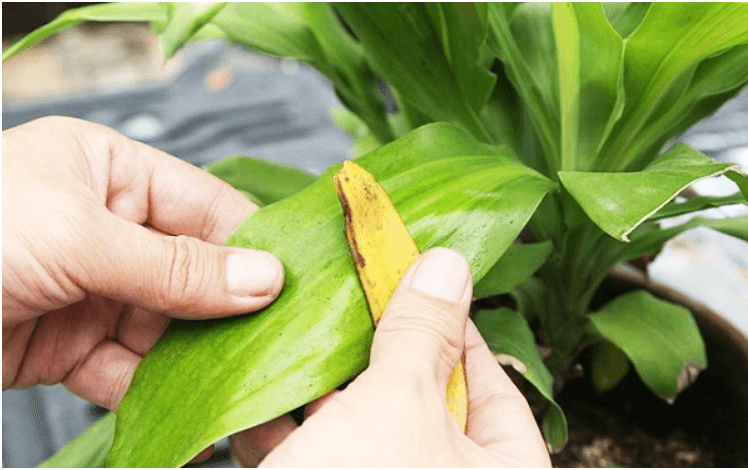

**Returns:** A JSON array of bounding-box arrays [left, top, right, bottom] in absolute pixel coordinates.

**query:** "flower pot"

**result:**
[[548, 265, 748, 467]]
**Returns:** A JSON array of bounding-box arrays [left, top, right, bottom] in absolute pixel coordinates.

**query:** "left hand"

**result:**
[[2, 116, 285, 412]]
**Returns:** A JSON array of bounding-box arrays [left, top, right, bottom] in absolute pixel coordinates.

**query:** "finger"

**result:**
[[71, 208, 284, 319], [62, 339, 140, 411], [76, 118, 259, 244], [116, 306, 170, 356], [229, 414, 299, 467], [370, 248, 472, 387], [304, 390, 342, 419], [189, 445, 215, 464], [463, 321, 549, 463]]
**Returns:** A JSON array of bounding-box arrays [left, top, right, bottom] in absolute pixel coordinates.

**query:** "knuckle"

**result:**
[[381, 293, 466, 362], [105, 365, 132, 412], [34, 115, 74, 128], [200, 183, 235, 243], [162, 235, 214, 310]]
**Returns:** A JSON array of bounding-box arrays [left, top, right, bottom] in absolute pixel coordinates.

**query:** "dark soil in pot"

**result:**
[[502, 268, 748, 467]]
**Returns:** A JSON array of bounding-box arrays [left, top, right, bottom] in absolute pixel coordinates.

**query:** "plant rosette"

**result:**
[[6, 3, 748, 468], [540, 267, 748, 466]]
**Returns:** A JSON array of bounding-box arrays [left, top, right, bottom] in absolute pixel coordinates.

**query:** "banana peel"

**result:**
[[333, 160, 468, 432]]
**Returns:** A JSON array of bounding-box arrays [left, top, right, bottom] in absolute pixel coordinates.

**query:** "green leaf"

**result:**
[[621, 216, 748, 263], [600, 3, 748, 170], [486, 3, 560, 173], [647, 193, 747, 222], [37, 413, 115, 468], [2, 3, 165, 62], [727, 169, 748, 201], [157, 3, 226, 58], [204, 3, 329, 71], [109, 123, 555, 467], [474, 308, 568, 449], [474, 241, 553, 299], [425, 3, 497, 113], [603, 3, 651, 38], [489, 3, 626, 174], [560, 143, 738, 241], [565, 3, 625, 172], [590, 341, 631, 392], [205, 155, 316, 206], [335, 3, 491, 142], [625, 45, 748, 171], [478, 64, 522, 150], [588, 290, 707, 401], [552, 3, 581, 172]]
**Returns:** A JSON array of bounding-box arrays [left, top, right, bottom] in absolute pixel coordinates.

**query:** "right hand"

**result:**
[[231, 248, 551, 467]]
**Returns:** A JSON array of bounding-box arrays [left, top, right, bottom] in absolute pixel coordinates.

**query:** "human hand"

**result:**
[[2, 117, 284, 412], [230, 248, 551, 467]]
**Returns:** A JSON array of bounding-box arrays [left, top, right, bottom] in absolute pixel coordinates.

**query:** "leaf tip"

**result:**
[[664, 362, 706, 404]]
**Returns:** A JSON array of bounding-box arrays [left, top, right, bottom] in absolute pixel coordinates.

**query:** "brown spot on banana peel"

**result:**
[[333, 160, 468, 432], [334, 177, 366, 268]]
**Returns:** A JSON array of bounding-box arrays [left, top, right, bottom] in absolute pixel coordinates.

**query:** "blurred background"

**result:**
[[3, 3, 748, 468]]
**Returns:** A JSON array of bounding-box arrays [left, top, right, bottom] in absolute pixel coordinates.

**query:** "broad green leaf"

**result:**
[[601, 3, 748, 170], [588, 290, 707, 401], [335, 3, 491, 142], [566, 3, 626, 172], [603, 3, 650, 38], [489, 3, 627, 173], [625, 45, 748, 171], [552, 3, 580, 172], [38, 413, 115, 468], [559, 143, 738, 240], [474, 241, 553, 299], [590, 341, 631, 392], [486, 3, 560, 173], [425, 3, 496, 113], [647, 193, 747, 222], [109, 123, 555, 467], [474, 308, 568, 449], [2, 3, 165, 62], [205, 155, 315, 206]]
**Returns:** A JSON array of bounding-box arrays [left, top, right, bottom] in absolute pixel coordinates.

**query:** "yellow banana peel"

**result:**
[[333, 160, 468, 432]]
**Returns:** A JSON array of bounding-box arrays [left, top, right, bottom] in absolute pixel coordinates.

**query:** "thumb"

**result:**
[[370, 248, 472, 386], [75, 212, 284, 319]]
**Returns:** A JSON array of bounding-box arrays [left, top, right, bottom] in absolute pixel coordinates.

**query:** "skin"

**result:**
[[2, 117, 550, 467]]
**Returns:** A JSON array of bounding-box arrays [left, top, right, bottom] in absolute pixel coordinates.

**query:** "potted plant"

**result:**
[[5, 2, 748, 467]]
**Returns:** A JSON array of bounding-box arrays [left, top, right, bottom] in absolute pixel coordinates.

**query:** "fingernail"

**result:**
[[407, 248, 471, 303], [226, 249, 283, 298]]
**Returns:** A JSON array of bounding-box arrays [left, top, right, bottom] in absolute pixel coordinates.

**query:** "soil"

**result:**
[[504, 356, 748, 467]]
